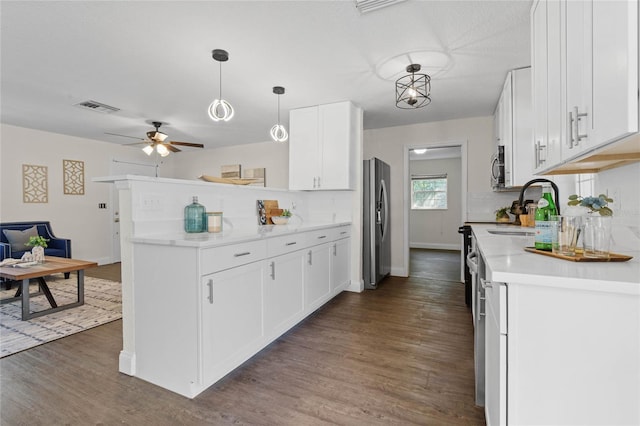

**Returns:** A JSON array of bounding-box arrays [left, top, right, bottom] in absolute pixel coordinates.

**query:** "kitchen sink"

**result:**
[[487, 229, 535, 236]]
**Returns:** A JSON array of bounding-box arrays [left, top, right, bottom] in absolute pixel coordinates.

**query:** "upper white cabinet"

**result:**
[[493, 67, 535, 187], [531, 0, 639, 173], [289, 101, 362, 190]]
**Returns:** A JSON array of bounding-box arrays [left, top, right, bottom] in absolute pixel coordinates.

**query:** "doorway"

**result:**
[[403, 142, 467, 278]]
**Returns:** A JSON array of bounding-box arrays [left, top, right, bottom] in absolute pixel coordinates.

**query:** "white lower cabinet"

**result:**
[[484, 279, 640, 425], [304, 243, 332, 310], [331, 237, 350, 292], [264, 250, 305, 338], [201, 262, 264, 385], [133, 224, 352, 398]]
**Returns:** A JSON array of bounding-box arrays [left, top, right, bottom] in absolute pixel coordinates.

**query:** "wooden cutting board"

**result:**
[[257, 200, 280, 225], [524, 247, 633, 262]]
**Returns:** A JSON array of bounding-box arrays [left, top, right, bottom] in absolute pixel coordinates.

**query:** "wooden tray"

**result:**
[[199, 175, 258, 185], [524, 247, 633, 262]]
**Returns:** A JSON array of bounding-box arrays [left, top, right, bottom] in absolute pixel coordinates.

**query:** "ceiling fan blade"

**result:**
[[104, 132, 144, 141], [169, 141, 205, 148], [165, 143, 181, 153]]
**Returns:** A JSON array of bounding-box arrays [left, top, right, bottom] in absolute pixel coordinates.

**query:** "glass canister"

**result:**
[[184, 196, 206, 233], [207, 212, 223, 233]]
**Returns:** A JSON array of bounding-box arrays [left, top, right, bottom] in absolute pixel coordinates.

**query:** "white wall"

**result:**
[[409, 157, 461, 250], [0, 124, 174, 264]]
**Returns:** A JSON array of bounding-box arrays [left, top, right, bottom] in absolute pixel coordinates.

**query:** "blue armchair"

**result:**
[[1, 222, 72, 278]]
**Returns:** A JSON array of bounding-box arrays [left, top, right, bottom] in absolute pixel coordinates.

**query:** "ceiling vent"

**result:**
[[74, 100, 120, 114], [355, 0, 407, 14]]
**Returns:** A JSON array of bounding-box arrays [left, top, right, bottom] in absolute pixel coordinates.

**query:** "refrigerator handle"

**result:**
[[380, 178, 389, 240]]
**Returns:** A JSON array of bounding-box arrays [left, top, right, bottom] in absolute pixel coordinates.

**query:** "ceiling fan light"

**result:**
[[156, 143, 170, 156], [142, 145, 154, 155], [208, 99, 234, 122], [270, 124, 288, 142]]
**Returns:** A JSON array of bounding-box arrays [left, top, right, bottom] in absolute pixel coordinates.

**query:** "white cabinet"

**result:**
[[493, 68, 535, 186], [304, 243, 332, 310], [331, 236, 350, 292], [289, 101, 361, 190], [531, 0, 638, 172], [264, 248, 305, 338], [483, 279, 640, 426], [484, 280, 507, 426], [201, 262, 264, 385]]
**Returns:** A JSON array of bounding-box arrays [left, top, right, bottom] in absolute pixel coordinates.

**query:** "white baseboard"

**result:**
[[410, 242, 460, 251], [345, 279, 364, 293], [391, 266, 407, 277], [119, 351, 136, 376]]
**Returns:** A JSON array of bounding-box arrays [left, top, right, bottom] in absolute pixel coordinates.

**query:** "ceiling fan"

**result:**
[[106, 121, 205, 156]]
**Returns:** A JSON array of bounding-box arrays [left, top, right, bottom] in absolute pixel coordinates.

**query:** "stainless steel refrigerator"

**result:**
[[363, 158, 391, 289]]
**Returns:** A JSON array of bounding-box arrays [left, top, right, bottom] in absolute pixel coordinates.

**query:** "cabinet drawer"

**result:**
[[267, 233, 307, 258], [201, 240, 267, 275], [305, 229, 333, 246], [332, 225, 351, 240]]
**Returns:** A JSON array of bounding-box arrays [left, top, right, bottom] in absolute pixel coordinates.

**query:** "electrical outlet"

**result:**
[[140, 194, 163, 211], [98, 203, 107, 209]]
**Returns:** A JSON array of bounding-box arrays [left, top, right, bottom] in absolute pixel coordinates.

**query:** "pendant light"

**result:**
[[208, 49, 234, 122], [396, 64, 431, 109], [270, 86, 288, 142]]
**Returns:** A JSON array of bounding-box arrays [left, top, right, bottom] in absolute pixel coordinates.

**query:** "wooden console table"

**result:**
[[0, 256, 97, 320]]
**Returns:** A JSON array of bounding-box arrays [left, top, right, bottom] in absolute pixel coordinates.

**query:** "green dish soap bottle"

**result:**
[[534, 183, 557, 250], [184, 196, 206, 233]]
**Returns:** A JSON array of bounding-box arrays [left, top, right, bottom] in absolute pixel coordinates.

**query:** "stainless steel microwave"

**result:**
[[491, 145, 505, 190]]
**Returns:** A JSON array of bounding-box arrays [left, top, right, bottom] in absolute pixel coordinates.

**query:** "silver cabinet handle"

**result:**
[[234, 252, 251, 257], [313, 177, 317, 189], [269, 261, 275, 280], [317, 235, 327, 240], [480, 278, 492, 289], [333, 243, 337, 256], [207, 279, 213, 304], [570, 106, 588, 148], [340, 231, 347, 235], [317, 176, 321, 188], [285, 242, 297, 246], [479, 295, 486, 317], [308, 250, 313, 265]]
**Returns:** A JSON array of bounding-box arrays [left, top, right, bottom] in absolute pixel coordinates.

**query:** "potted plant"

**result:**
[[495, 206, 511, 223], [25, 235, 49, 263]]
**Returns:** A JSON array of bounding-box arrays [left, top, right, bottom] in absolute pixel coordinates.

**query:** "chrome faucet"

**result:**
[[515, 178, 560, 225]]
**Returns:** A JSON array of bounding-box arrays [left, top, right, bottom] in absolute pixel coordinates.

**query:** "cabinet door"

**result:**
[[264, 251, 305, 337], [304, 244, 331, 310], [484, 281, 507, 426], [319, 102, 355, 190], [331, 237, 350, 292], [201, 262, 264, 384], [500, 75, 514, 187], [511, 68, 535, 186], [289, 106, 320, 190], [532, 0, 548, 173], [591, 0, 638, 146], [563, 0, 593, 158], [545, 0, 564, 169]]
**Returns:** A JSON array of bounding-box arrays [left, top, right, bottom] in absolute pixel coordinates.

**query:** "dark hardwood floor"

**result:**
[[410, 249, 461, 282], [1, 258, 484, 425]]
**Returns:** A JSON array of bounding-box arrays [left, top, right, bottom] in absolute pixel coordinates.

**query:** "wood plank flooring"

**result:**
[[1, 261, 484, 425]]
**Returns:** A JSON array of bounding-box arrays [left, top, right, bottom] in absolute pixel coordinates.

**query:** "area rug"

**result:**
[[0, 276, 121, 358]]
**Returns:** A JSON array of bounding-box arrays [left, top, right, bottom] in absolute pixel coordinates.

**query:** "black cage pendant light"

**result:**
[[396, 64, 431, 109], [208, 49, 234, 122], [270, 86, 288, 142]]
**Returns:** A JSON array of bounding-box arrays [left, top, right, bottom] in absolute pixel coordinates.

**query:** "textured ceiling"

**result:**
[[0, 0, 532, 150]]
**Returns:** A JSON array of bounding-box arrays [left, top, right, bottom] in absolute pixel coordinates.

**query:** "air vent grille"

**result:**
[[74, 100, 120, 114], [355, 0, 406, 14]]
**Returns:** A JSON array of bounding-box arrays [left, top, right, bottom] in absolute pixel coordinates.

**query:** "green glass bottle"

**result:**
[[534, 183, 557, 250], [184, 196, 206, 233]]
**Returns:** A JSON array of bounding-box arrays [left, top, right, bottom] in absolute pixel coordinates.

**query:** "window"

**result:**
[[411, 174, 447, 209], [576, 173, 595, 197]]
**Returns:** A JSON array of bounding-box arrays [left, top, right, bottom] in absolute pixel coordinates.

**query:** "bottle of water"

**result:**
[[534, 183, 557, 250], [184, 196, 206, 233]]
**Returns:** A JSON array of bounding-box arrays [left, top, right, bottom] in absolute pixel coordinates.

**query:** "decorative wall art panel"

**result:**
[[243, 167, 266, 187], [22, 164, 48, 203], [221, 164, 241, 179], [63, 159, 85, 195]]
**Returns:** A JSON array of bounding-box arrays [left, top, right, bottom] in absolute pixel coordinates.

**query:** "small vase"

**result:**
[[582, 215, 612, 258], [31, 246, 45, 263]]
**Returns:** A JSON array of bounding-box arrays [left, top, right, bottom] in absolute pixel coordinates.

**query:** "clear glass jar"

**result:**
[[207, 212, 223, 233], [184, 196, 206, 233]]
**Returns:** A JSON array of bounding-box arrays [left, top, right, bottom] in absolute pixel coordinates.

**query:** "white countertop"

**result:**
[[471, 224, 640, 295], [131, 222, 351, 249]]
